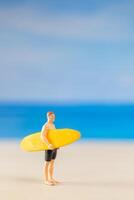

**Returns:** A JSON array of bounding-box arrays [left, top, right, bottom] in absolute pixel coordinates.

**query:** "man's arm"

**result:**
[[41, 125, 54, 149]]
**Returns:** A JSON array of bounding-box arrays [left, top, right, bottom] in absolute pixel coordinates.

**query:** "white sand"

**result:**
[[0, 140, 134, 200]]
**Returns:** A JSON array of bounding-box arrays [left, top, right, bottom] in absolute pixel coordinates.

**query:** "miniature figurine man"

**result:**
[[41, 111, 59, 186]]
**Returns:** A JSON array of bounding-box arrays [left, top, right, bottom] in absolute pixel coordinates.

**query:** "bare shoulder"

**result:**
[[41, 123, 49, 132], [44, 123, 49, 129]]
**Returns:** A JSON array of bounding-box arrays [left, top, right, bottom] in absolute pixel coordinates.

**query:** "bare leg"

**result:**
[[44, 161, 54, 185], [49, 160, 60, 184]]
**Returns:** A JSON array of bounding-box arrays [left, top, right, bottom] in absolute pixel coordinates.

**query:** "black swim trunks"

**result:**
[[45, 148, 57, 161]]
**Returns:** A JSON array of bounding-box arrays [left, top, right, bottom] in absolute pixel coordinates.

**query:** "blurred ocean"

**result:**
[[0, 103, 134, 140]]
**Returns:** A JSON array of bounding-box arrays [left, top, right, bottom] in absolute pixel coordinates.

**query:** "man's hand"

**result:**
[[48, 144, 54, 149]]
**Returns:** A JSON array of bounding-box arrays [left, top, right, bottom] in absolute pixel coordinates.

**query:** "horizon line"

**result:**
[[0, 100, 134, 106]]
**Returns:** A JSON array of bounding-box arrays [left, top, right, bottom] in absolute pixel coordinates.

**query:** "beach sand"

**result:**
[[0, 140, 134, 200]]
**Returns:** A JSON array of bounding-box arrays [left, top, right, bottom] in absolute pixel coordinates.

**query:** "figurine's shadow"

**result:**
[[14, 176, 42, 184], [3, 175, 134, 188], [61, 180, 134, 188]]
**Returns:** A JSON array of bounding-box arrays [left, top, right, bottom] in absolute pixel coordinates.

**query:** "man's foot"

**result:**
[[44, 180, 55, 186], [50, 178, 60, 184]]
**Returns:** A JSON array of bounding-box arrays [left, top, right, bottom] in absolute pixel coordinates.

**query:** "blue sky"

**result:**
[[0, 0, 134, 103]]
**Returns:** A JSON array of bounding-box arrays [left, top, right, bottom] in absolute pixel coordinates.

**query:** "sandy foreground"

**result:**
[[0, 140, 134, 200]]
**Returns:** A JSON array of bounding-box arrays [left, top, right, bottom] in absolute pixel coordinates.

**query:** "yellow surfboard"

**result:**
[[20, 128, 81, 152]]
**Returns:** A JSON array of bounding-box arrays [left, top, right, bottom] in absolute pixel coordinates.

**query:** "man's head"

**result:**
[[47, 111, 55, 122]]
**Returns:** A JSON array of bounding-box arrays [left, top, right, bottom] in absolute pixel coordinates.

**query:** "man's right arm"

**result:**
[[41, 125, 54, 149]]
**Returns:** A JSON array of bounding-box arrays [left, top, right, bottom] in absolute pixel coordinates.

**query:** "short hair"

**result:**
[[47, 111, 54, 118]]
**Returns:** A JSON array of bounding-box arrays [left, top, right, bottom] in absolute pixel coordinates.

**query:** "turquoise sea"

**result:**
[[0, 103, 134, 140]]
